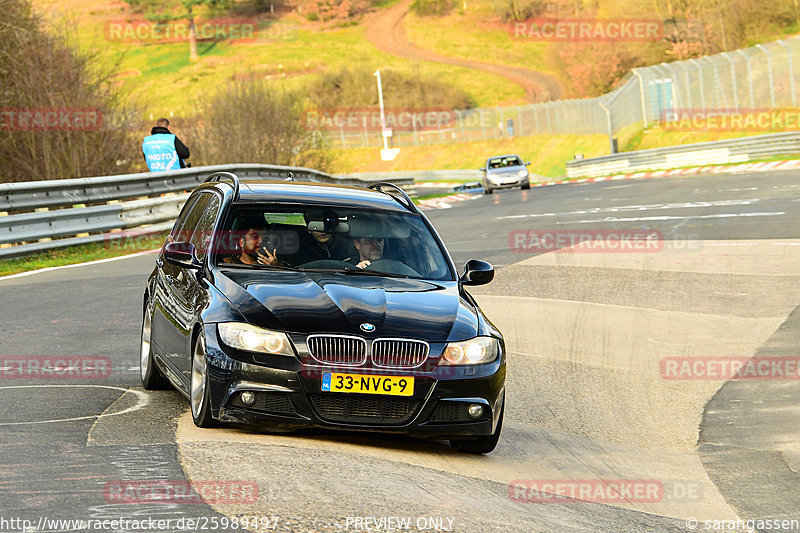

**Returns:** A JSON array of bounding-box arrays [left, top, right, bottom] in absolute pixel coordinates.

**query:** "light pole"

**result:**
[[374, 69, 399, 160], [374, 69, 388, 151]]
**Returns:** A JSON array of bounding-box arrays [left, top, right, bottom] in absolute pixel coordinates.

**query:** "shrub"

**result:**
[[410, 0, 454, 16], [306, 66, 475, 111], [0, 0, 141, 182], [188, 81, 330, 171]]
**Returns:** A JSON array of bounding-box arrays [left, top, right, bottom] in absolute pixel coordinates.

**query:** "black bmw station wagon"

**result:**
[[140, 172, 506, 453]]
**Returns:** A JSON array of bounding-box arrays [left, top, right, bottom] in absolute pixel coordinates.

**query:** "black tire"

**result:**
[[450, 401, 504, 454], [521, 182, 531, 190], [140, 302, 170, 390], [484, 185, 493, 195], [190, 333, 219, 428]]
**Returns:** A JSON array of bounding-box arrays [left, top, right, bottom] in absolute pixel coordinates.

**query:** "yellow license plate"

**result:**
[[321, 372, 414, 396]]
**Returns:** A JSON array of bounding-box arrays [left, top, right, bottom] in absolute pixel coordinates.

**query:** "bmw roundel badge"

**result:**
[[360, 323, 376, 333]]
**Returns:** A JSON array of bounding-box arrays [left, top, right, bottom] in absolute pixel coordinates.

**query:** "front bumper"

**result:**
[[486, 174, 529, 189], [202, 325, 506, 439]]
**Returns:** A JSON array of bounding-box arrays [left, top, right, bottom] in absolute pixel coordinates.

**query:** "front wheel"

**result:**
[[521, 182, 531, 190], [140, 302, 169, 390], [450, 401, 504, 454], [484, 184, 493, 195], [190, 334, 218, 428]]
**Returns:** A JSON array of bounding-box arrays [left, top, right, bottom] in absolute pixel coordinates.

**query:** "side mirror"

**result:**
[[525, 161, 531, 166], [460, 259, 494, 286], [478, 167, 486, 172], [164, 242, 201, 269]]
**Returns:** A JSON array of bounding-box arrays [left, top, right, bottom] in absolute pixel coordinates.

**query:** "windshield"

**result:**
[[488, 156, 522, 168], [213, 204, 453, 281]]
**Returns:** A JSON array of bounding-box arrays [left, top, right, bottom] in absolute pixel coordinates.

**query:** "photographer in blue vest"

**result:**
[[142, 118, 190, 172]]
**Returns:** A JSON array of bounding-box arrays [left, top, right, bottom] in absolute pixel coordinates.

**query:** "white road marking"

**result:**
[[497, 198, 766, 220], [0, 385, 149, 426], [556, 212, 785, 224], [0, 249, 159, 282]]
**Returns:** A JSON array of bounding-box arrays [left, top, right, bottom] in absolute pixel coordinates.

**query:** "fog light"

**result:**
[[467, 404, 484, 418], [240, 391, 256, 406]]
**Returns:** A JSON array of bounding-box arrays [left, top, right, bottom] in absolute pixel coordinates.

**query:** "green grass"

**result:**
[[70, 10, 525, 117], [0, 232, 168, 277], [330, 133, 609, 178], [404, 4, 553, 97]]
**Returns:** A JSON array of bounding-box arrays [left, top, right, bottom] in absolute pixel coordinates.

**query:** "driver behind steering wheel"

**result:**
[[347, 236, 385, 269]]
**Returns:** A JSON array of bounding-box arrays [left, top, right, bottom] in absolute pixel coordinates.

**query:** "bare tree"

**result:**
[[0, 0, 141, 182], [189, 80, 329, 171]]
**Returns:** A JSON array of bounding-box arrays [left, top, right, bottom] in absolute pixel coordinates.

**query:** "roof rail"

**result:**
[[368, 182, 417, 213], [205, 171, 241, 201]]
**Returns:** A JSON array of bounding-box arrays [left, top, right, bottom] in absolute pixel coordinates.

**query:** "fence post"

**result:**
[[706, 57, 728, 108], [736, 49, 756, 108], [721, 52, 739, 109], [756, 44, 776, 108], [677, 62, 692, 110], [632, 69, 648, 127], [598, 101, 614, 154], [689, 58, 706, 109], [529, 104, 539, 133], [778, 40, 796, 107]]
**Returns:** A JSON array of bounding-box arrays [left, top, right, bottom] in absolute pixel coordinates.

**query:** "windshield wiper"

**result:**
[[335, 268, 409, 279], [220, 263, 301, 272]]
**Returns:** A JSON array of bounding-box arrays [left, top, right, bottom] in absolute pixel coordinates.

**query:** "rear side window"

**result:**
[[167, 193, 202, 244], [189, 195, 221, 260]]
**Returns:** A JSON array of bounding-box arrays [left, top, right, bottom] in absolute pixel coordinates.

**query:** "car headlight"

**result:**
[[440, 337, 499, 365], [218, 323, 294, 356], [518, 170, 529, 178]]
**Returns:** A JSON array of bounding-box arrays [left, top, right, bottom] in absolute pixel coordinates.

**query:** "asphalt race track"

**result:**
[[1, 170, 799, 533]]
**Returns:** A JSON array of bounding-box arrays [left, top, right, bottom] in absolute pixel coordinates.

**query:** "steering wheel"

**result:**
[[365, 259, 420, 277]]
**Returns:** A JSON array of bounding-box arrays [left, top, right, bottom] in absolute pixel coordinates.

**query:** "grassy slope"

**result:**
[[39, 0, 524, 116], [331, 134, 609, 177], [404, 1, 554, 94], [31, 0, 799, 179]]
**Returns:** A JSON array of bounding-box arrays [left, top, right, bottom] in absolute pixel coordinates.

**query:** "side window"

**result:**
[[168, 194, 201, 244], [189, 195, 221, 260]]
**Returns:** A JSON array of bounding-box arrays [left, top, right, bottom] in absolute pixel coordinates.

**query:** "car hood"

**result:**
[[487, 167, 525, 175], [214, 269, 480, 341]]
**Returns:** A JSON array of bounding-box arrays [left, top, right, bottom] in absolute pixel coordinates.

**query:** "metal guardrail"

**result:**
[[0, 164, 415, 259], [337, 169, 483, 182], [565, 132, 800, 178]]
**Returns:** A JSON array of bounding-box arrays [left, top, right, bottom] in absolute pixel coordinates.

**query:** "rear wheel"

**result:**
[[450, 400, 504, 454], [140, 302, 169, 390], [190, 334, 218, 428]]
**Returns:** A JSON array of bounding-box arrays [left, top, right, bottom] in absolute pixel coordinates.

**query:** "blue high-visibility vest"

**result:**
[[142, 133, 181, 172]]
